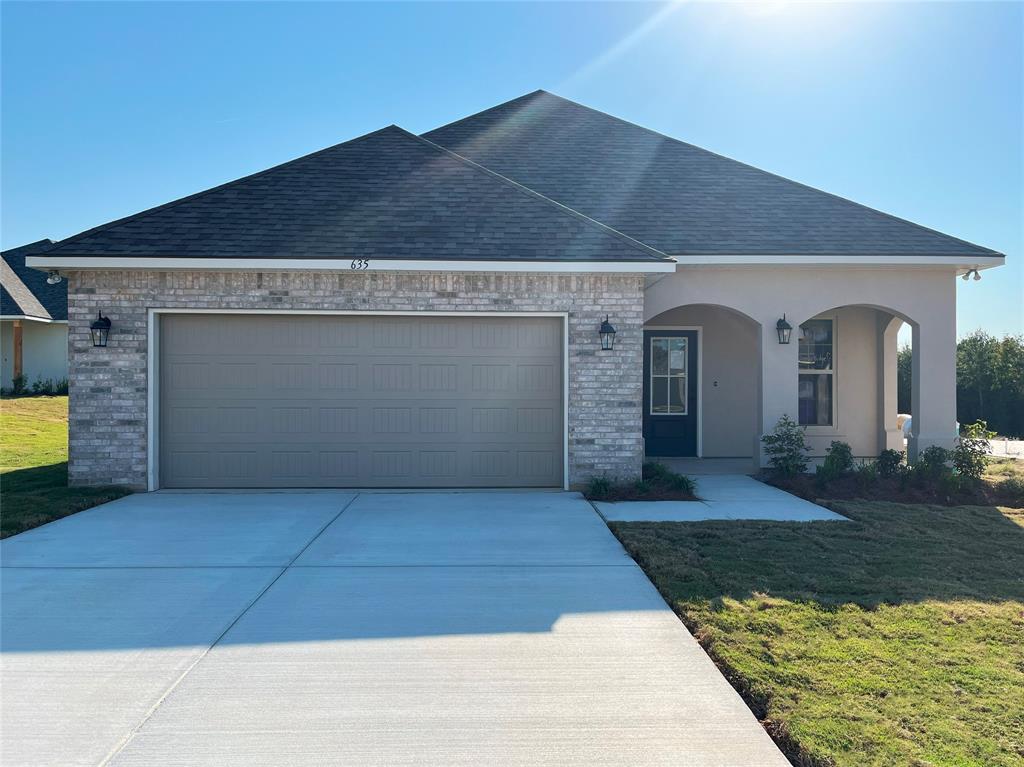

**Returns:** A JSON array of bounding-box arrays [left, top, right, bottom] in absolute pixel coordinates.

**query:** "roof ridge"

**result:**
[[529, 91, 1001, 257], [403, 127, 670, 262], [44, 127, 399, 255]]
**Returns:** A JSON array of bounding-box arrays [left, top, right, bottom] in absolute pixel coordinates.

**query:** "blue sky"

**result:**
[[2, 1, 1020, 337]]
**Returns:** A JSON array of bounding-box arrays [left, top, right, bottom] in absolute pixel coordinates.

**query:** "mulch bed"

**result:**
[[763, 472, 1023, 507]]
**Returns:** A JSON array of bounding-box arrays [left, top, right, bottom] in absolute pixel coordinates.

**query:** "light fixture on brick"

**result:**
[[90, 312, 112, 348], [598, 315, 616, 351]]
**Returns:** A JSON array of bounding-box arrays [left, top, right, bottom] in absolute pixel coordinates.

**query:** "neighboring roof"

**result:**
[[424, 90, 1002, 259], [38, 126, 667, 263], [1, 240, 63, 320]]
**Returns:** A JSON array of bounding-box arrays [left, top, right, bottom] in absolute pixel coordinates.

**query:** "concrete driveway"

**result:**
[[1, 491, 788, 766]]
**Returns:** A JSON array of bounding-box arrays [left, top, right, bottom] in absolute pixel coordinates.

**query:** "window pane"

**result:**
[[651, 339, 669, 375], [669, 376, 687, 414], [669, 338, 687, 376], [799, 320, 833, 370], [799, 374, 832, 425], [651, 376, 669, 413]]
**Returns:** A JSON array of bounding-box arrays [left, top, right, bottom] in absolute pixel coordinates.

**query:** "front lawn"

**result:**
[[611, 501, 1024, 767], [0, 396, 131, 538]]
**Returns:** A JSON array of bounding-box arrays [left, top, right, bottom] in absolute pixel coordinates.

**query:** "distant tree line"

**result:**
[[898, 331, 1024, 437]]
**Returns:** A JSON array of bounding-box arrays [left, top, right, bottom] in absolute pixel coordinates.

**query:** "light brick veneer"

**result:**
[[66, 270, 645, 489]]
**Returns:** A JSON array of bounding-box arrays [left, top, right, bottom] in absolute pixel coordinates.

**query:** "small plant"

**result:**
[[816, 440, 854, 485], [910, 445, 952, 486], [762, 414, 810, 477], [876, 449, 906, 478], [642, 461, 671, 481], [952, 421, 994, 482], [10, 374, 26, 396], [664, 472, 696, 494], [853, 460, 879, 494], [632, 478, 652, 495], [587, 475, 613, 500], [997, 476, 1024, 503]]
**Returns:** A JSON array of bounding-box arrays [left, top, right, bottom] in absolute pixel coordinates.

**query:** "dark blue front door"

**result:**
[[643, 330, 699, 457]]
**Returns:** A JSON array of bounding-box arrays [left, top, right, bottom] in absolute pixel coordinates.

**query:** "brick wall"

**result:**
[[66, 270, 645, 489]]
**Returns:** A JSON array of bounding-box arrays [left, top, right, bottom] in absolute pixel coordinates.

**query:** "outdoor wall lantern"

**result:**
[[90, 312, 112, 348], [776, 314, 793, 345], [599, 315, 617, 351]]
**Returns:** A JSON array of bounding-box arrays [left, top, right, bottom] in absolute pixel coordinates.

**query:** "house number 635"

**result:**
[[350, 259, 370, 270]]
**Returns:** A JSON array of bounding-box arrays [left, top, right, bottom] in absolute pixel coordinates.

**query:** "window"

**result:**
[[650, 337, 687, 415], [798, 319, 833, 426]]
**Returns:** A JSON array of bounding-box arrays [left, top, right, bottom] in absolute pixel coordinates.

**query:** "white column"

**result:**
[[757, 319, 799, 467], [909, 283, 958, 460], [877, 314, 904, 453]]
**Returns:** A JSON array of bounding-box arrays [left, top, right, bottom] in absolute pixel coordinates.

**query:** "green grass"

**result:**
[[1, 396, 131, 538], [611, 502, 1024, 767]]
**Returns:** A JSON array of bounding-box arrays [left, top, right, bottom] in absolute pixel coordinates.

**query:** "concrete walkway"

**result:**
[[1, 491, 789, 767], [597, 474, 847, 522]]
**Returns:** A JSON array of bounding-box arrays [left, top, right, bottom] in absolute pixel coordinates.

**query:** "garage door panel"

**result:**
[[160, 315, 563, 488]]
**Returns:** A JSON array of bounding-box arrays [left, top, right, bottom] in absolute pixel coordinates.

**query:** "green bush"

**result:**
[[817, 441, 854, 485], [587, 475, 613, 500], [665, 472, 696, 494], [632, 478, 652, 495], [853, 460, 879, 493], [952, 421, 994, 482], [642, 461, 670, 481], [910, 446, 953, 487], [998, 476, 1024, 503], [762, 414, 810, 477], [876, 449, 906, 478]]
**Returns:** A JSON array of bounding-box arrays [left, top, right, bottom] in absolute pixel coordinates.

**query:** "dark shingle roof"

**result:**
[[424, 90, 1001, 258], [1, 239, 64, 320], [40, 126, 667, 263]]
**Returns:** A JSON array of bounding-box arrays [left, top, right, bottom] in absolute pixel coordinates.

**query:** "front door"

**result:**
[[643, 329, 699, 457]]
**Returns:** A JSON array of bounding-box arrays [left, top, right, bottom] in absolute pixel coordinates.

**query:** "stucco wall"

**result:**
[[1, 320, 68, 389], [65, 270, 645, 490], [644, 265, 959, 461]]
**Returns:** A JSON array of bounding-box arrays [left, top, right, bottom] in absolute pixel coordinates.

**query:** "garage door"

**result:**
[[158, 314, 564, 488]]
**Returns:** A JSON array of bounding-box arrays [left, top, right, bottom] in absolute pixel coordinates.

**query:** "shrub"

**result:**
[[762, 414, 810, 477], [853, 460, 879, 493], [817, 441, 854, 485], [998, 477, 1024, 503], [642, 462, 670, 481], [10, 374, 26, 395], [876, 449, 906, 478], [632, 479, 652, 495], [664, 472, 696, 494], [587, 476, 613, 500], [952, 421, 994, 482], [910, 446, 953, 486]]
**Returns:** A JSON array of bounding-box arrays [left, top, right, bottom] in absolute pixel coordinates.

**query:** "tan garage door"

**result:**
[[158, 314, 564, 488]]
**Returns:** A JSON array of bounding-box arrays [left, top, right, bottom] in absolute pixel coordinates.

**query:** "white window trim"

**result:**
[[799, 314, 838, 432], [146, 308, 570, 492]]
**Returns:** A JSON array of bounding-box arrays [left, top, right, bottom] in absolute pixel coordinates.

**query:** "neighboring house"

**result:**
[[1, 239, 67, 390], [26, 91, 1003, 490]]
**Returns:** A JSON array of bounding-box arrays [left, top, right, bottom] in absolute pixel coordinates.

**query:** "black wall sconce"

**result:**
[[598, 315, 616, 351], [776, 314, 793, 345], [90, 312, 112, 347]]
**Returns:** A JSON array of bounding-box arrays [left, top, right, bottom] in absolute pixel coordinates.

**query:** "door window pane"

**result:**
[[650, 337, 688, 416], [669, 376, 687, 414], [651, 339, 669, 375]]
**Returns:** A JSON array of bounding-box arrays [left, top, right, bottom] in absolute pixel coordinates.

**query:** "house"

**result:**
[[1, 239, 67, 391], [26, 91, 1004, 490]]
